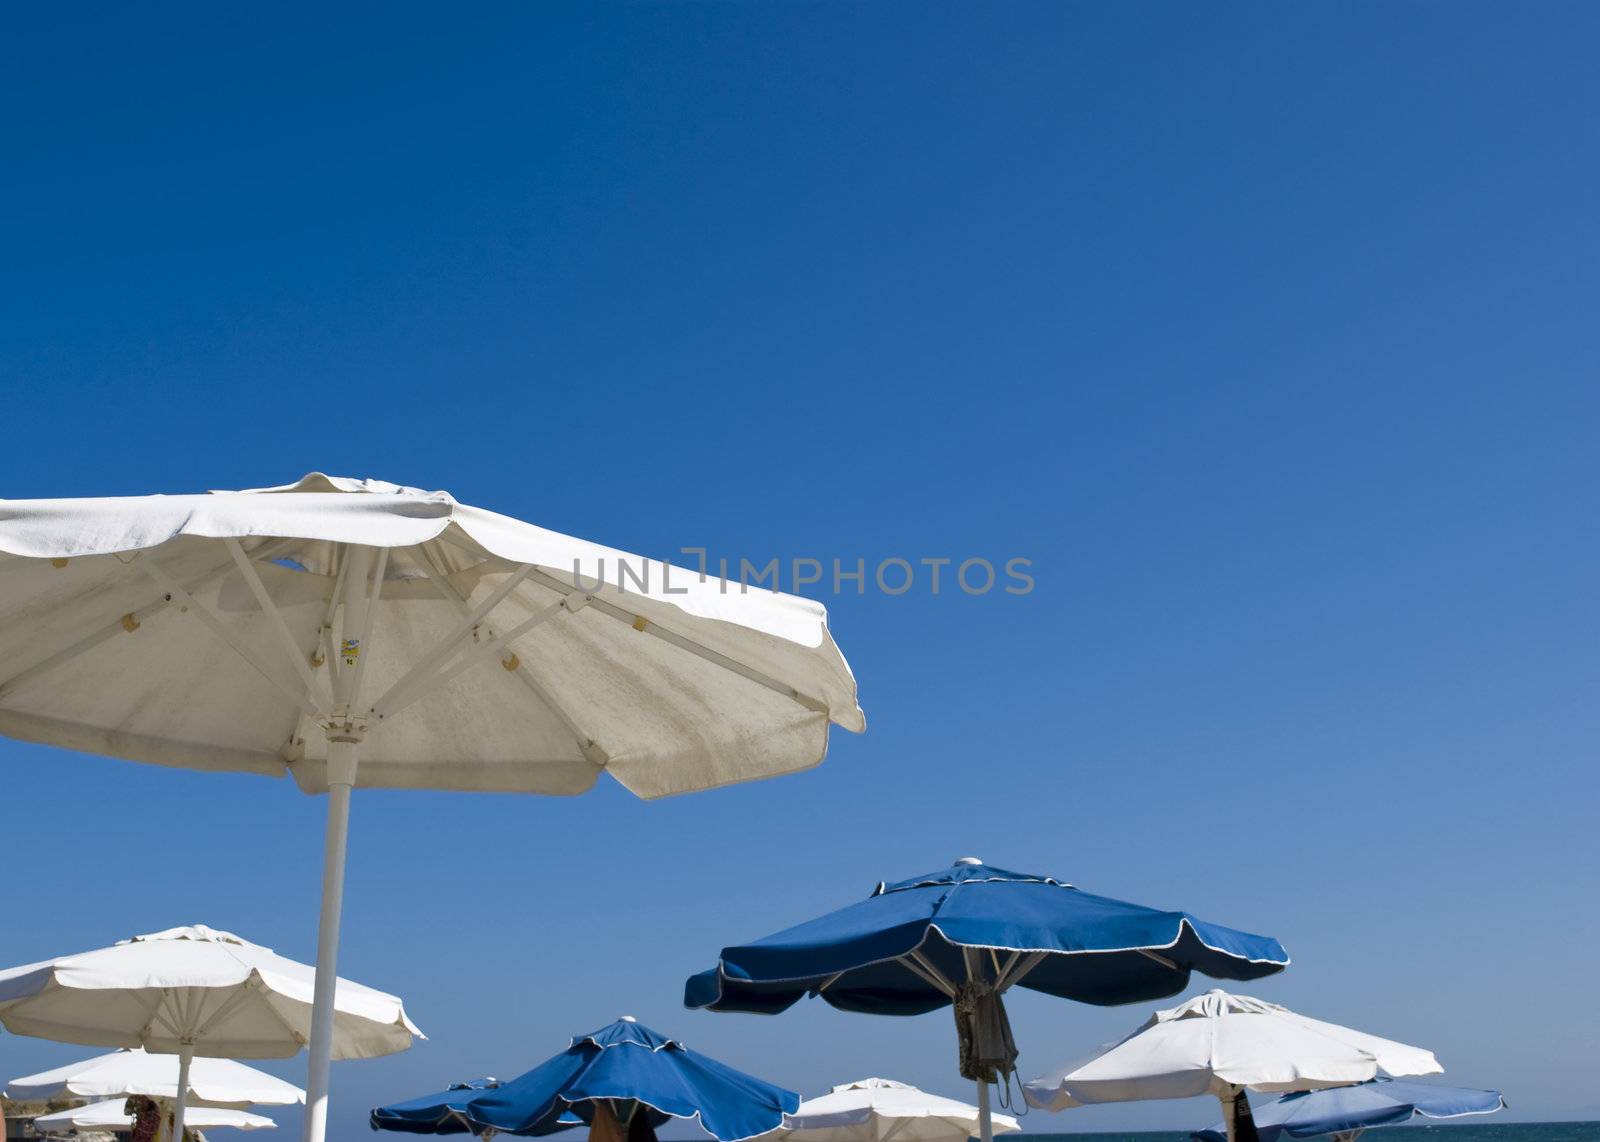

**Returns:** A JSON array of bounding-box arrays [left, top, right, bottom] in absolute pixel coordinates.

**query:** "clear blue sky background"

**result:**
[[2, 3, 1596, 1137]]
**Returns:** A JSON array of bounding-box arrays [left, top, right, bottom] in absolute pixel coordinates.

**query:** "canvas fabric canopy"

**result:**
[[0, 473, 863, 797], [7, 1047, 304, 1107], [782, 1078, 1019, 1142], [1190, 1078, 1507, 1142], [1024, 991, 1441, 1109], [32, 1099, 276, 1133], [374, 1018, 796, 1142], [0, 925, 419, 1059]]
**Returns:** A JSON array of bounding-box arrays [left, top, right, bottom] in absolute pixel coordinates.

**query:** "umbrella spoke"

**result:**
[[0, 539, 302, 702], [902, 951, 958, 997], [138, 557, 324, 719], [138, 989, 176, 1042], [398, 559, 608, 764], [224, 539, 326, 703], [367, 559, 535, 716], [372, 600, 567, 722], [525, 566, 833, 717], [996, 951, 1046, 991], [187, 980, 261, 1043], [342, 546, 387, 711], [1137, 948, 1179, 970]]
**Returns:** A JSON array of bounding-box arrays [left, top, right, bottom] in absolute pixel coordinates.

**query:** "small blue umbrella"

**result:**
[[373, 1079, 507, 1136], [372, 1079, 583, 1137], [374, 1018, 797, 1142], [1191, 1078, 1507, 1142], [685, 859, 1289, 1142]]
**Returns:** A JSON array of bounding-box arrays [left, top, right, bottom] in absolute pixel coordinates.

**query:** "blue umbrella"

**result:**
[[685, 859, 1289, 1142], [372, 1080, 584, 1137], [372, 1079, 508, 1136], [1191, 1078, 1507, 1142], [375, 1018, 797, 1142]]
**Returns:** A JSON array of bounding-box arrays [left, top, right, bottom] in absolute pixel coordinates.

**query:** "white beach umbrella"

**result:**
[[0, 474, 863, 1142], [0, 926, 417, 1142], [8, 1047, 305, 1108], [1023, 991, 1440, 1142], [783, 1078, 1019, 1142], [33, 1098, 276, 1134]]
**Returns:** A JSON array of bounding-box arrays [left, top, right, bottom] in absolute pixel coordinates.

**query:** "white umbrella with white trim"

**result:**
[[8, 1046, 305, 1108], [783, 1078, 1019, 1142], [33, 1098, 276, 1134], [1024, 991, 1440, 1142], [0, 474, 864, 1142]]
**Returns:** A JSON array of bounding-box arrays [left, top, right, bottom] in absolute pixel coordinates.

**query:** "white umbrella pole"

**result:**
[[302, 742, 358, 1142], [304, 544, 376, 1142], [975, 1079, 992, 1142], [171, 1043, 195, 1142]]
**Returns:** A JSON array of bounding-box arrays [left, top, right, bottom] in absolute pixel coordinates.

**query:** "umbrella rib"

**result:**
[[223, 539, 325, 702], [0, 538, 301, 701], [137, 557, 323, 719], [344, 545, 388, 711], [996, 950, 1047, 991], [1138, 948, 1179, 970], [402, 560, 610, 765], [251, 985, 310, 1051], [372, 600, 567, 721], [879, 1116, 914, 1142], [186, 979, 261, 1043], [366, 559, 536, 717], [316, 554, 353, 685], [144, 989, 185, 1043], [901, 951, 958, 997], [523, 567, 833, 717]]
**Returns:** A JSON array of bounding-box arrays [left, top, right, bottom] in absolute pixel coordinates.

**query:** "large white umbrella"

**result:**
[[0, 925, 418, 1142], [1023, 991, 1441, 1142], [783, 1078, 1019, 1142], [32, 1098, 276, 1134], [0, 474, 864, 1142], [8, 1047, 305, 1108]]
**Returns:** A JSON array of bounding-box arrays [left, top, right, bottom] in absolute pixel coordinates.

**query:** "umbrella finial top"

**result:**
[[120, 924, 257, 949], [619, 1015, 637, 1022], [954, 856, 984, 866]]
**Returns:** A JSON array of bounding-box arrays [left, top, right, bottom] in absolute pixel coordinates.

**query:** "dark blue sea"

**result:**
[[1020, 1127, 1600, 1142]]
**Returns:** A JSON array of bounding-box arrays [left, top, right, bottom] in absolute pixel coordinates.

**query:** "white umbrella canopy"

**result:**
[[8, 1047, 306, 1108], [783, 1078, 1019, 1142], [0, 473, 862, 794], [1023, 991, 1440, 1142], [32, 1098, 276, 1133], [0, 925, 420, 1059], [0, 926, 417, 1142], [0, 474, 865, 1142]]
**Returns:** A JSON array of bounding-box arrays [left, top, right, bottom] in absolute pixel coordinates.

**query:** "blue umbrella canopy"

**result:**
[[375, 1019, 797, 1142], [1191, 1078, 1507, 1142], [685, 857, 1288, 1140], [372, 1079, 584, 1136], [372, 1079, 511, 1135], [686, 859, 1288, 1015]]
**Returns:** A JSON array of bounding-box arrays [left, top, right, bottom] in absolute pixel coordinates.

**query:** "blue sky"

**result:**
[[2, 2, 1597, 1136]]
